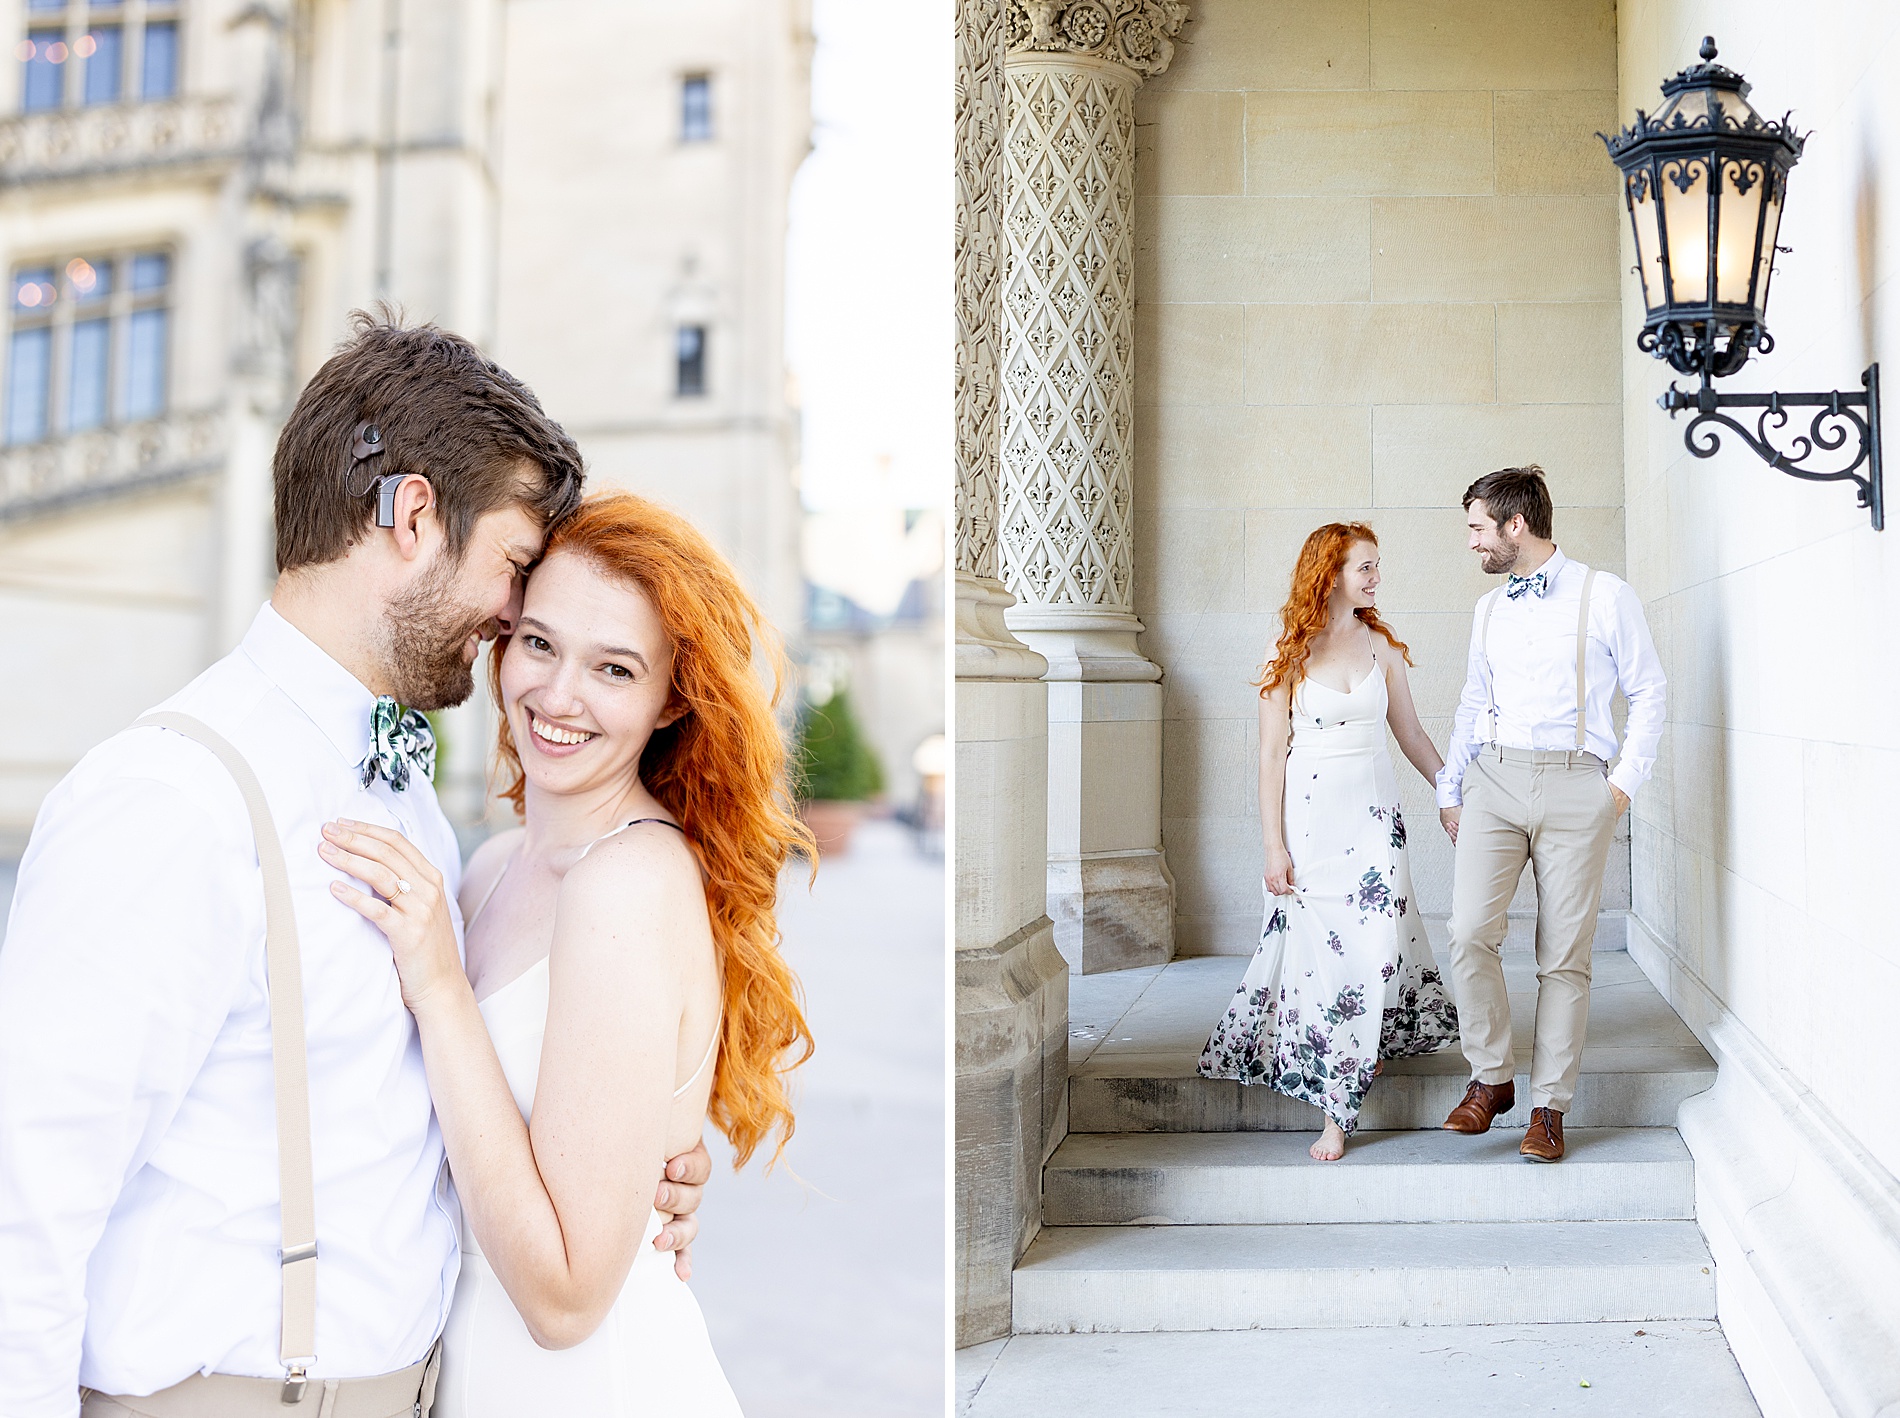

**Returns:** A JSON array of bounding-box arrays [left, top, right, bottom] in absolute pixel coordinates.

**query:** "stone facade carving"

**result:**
[[0, 408, 225, 523], [1007, 0, 1189, 77], [955, 0, 1006, 579], [0, 98, 240, 188], [997, 59, 1140, 612]]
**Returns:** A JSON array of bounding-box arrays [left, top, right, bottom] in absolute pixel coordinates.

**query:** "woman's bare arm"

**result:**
[[1258, 682, 1295, 894], [323, 820, 709, 1349], [1382, 649, 1446, 788]]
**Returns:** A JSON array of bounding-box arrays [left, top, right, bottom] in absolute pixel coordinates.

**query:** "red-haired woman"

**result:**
[[1198, 523, 1459, 1161], [319, 493, 812, 1410]]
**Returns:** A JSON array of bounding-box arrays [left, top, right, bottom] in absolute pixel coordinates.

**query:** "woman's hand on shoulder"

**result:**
[[320, 819, 465, 1013]]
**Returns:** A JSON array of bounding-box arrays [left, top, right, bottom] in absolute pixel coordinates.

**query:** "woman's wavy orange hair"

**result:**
[[490, 492, 816, 1169], [1256, 522, 1412, 698]]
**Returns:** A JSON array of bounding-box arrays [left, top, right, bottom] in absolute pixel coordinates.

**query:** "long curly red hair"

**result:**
[[1256, 522, 1412, 697], [490, 492, 816, 1169]]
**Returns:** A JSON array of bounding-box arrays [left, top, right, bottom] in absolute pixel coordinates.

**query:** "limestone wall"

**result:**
[[1133, 0, 1626, 954], [1615, 5, 1900, 1413]]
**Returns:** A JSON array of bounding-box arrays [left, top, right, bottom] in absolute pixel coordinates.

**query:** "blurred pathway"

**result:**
[[691, 818, 945, 1416]]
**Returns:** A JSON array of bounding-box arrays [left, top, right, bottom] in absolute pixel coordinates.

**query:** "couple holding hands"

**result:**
[[1199, 466, 1667, 1165]]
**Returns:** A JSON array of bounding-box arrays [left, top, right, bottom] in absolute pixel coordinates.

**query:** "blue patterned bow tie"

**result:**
[[1505, 569, 1549, 601], [360, 696, 436, 792]]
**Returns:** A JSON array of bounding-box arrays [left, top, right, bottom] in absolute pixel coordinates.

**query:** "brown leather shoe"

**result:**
[[1520, 1107, 1565, 1162], [1442, 1078, 1516, 1133]]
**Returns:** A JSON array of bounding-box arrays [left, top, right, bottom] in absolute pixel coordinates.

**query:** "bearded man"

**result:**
[[1435, 465, 1667, 1163]]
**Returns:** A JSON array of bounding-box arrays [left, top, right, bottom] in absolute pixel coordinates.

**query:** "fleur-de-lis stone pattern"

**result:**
[[999, 59, 1140, 611], [955, 0, 1007, 580], [997, 3, 1184, 615]]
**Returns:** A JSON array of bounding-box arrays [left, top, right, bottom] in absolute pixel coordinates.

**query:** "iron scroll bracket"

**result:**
[[1658, 364, 1884, 530]]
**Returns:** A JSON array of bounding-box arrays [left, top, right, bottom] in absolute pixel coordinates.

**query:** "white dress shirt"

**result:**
[[1436, 549, 1667, 808], [0, 604, 463, 1416]]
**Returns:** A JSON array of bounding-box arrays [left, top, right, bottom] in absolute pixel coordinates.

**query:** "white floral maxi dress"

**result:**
[[1198, 655, 1460, 1132]]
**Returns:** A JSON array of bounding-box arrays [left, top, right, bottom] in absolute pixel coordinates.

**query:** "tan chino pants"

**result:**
[[1447, 745, 1619, 1112], [79, 1343, 438, 1418]]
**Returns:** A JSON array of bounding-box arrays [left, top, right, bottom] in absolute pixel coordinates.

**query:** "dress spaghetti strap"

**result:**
[[577, 816, 686, 859]]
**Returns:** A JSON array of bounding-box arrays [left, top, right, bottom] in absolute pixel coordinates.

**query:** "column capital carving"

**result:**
[[1006, 0, 1188, 77]]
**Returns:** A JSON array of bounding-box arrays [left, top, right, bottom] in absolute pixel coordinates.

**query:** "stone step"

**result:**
[[1068, 1058, 1715, 1133], [1012, 1220, 1717, 1333], [1043, 1128, 1694, 1226], [959, 1322, 1762, 1417], [1067, 953, 1717, 1133]]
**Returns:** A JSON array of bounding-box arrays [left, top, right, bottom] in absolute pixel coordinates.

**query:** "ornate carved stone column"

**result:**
[[999, 0, 1185, 973], [953, 0, 1068, 1349]]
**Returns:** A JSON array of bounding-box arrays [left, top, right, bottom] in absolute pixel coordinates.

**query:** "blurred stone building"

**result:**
[[0, 0, 811, 846]]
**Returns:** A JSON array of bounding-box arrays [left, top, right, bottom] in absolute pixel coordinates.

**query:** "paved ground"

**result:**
[[0, 821, 946, 1416], [958, 1324, 1762, 1417], [690, 818, 945, 1416]]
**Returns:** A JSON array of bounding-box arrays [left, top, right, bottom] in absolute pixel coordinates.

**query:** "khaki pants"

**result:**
[[80, 1344, 438, 1418], [1448, 745, 1619, 1112]]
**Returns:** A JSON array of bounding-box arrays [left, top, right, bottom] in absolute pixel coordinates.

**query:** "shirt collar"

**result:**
[[238, 602, 379, 768], [1515, 546, 1568, 587]]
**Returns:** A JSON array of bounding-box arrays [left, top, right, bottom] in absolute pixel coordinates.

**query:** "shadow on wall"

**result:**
[[1855, 121, 1880, 368]]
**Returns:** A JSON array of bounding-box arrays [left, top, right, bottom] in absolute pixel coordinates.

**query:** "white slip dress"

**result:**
[[1197, 651, 1461, 1132], [433, 819, 741, 1416]]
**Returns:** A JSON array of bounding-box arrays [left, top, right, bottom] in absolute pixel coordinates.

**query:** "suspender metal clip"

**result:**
[[280, 1241, 318, 1266], [282, 1363, 310, 1404]]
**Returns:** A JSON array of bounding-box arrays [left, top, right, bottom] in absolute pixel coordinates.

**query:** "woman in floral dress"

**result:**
[[1198, 523, 1460, 1160]]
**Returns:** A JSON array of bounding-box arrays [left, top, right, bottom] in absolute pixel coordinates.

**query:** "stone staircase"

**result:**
[[1014, 946, 1724, 1336]]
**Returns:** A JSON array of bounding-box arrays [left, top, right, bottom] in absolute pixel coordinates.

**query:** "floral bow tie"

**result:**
[[1505, 569, 1550, 601], [360, 696, 436, 792]]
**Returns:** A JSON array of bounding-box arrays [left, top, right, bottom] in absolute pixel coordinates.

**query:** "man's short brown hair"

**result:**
[[1462, 465, 1553, 540], [273, 312, 584, 572]]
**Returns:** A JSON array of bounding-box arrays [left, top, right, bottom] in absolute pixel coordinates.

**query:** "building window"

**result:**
[[6, 250, 172, 445], [680, 74, 712, 142], [675, 324, 707, 397], [16, 1, 179, 113]]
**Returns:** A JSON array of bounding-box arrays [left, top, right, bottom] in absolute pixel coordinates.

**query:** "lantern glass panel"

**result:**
[[1629, 168, 1665, 311], [1715, 155, 1767, 308], [1660, 156, 1711, 305], [1753, 184, 1783, 322]]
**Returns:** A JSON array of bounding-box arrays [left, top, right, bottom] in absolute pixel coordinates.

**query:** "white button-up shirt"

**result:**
[[1435, 549, 1667, 808], [0, 604, 463, 1415]]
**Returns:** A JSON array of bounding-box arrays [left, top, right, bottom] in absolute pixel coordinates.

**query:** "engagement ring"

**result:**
[[395, 879, 412, 895]]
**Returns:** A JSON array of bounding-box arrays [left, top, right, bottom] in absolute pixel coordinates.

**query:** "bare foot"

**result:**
[[1309, 1120, 1347, 1161]]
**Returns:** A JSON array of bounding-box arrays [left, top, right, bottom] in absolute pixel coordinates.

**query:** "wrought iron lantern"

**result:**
[[1603, 37, 1883, 529]]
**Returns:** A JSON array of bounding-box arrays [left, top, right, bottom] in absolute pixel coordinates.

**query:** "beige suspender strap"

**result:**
[[1574, 566, 1598, 751], [1479, 586, 1503, 738], [134, 713, 318, 1395]]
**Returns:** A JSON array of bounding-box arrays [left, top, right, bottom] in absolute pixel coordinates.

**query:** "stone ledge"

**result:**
[[1628, 914, 1900, 1418], [957, 917, 1070, 1346]]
